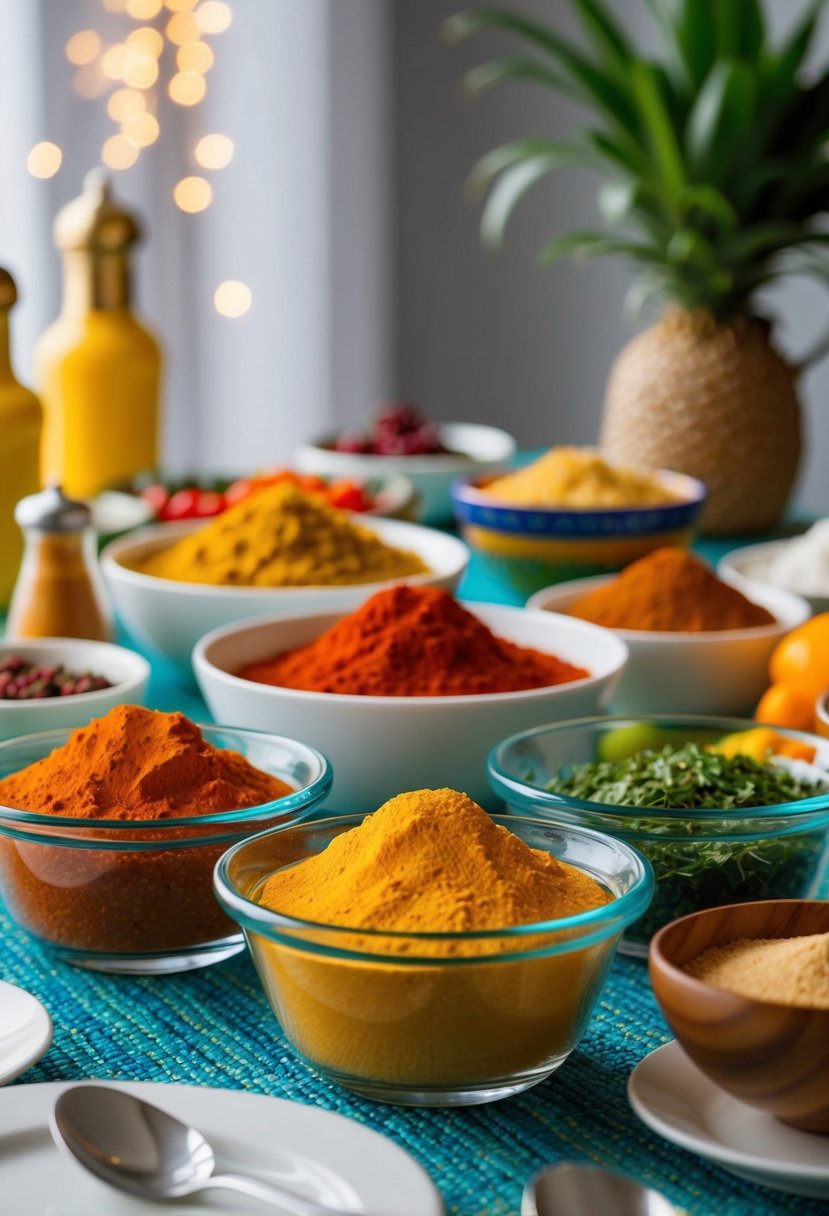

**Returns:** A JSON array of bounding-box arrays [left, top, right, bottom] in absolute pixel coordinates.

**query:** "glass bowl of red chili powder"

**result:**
[[0, 709, 332, 973]]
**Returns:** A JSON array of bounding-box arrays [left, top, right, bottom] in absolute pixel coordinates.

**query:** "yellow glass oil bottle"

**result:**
[[37, 171, 162, 498], [0, 269, 42, 607]]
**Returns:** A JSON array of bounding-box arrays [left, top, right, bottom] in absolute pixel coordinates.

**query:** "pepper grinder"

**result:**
[[7, 485, 112, 640]]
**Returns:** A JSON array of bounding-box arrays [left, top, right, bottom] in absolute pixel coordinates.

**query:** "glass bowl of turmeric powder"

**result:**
[[214, 790, 653, 1106], [489, 716, 829, 958], [0, 709, 332, 974]]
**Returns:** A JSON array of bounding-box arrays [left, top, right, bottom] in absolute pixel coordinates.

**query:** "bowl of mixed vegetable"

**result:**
[[488, 716, 829, 957]]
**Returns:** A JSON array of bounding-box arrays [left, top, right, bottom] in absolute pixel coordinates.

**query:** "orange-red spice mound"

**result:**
[[239, 585, 589, 696], [567, 547, 776, 632], [0, 704, 292, 819]]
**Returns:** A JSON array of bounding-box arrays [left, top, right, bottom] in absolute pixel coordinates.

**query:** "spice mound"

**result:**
[[238, 585, 589, 696], [684, 932, 829, 1010], [0, 704, 291, 818], [0, 705, 293, 957], [566, 547, 775, 632], [249, 789, 616, 1091], [138, 483, 427, 587], [0, 655, 112, 700], [482, 446, 678, 508], [258, 788, 609, 940]]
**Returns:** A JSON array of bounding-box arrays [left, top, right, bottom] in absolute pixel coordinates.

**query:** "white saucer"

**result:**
[[0, 980, 52, 1085], [628, 1041, 829, 1201], [0, 1080, 444, 1215]]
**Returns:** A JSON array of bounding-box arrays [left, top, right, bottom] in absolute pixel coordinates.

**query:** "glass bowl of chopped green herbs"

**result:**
[[488, 716, 829, 957]]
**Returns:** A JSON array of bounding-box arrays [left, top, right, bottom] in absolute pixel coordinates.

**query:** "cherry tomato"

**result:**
[[328, 482, 372, 512], [140, 484, 170, 517], [160, 488, 201, 521], [193, 490, 226, 517]]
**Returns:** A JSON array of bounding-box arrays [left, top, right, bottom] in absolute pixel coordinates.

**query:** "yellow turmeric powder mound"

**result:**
[[484, 446, 678, 508], [250, 790, 616, 1091], [138, 483, 428, 586], [258, 788, 608, 939]]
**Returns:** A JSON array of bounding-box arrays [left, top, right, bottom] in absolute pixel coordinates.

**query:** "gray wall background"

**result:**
[[393, 0, 829, 513]]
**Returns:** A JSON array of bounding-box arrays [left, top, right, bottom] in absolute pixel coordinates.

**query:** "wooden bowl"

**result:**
[[650, 900, 829, 1134]]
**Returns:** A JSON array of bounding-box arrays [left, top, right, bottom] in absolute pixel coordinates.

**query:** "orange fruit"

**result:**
[[768, 612, 829, 697], [755, 682, 816, 733]]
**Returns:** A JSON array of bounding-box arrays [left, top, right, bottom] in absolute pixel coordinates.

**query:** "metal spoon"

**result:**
[[51, 1084, 360, 1214], [523, 1162, 679, 1216]]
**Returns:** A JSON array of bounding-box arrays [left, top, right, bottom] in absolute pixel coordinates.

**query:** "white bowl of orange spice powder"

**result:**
[[650, 899, 829, 1134], [528, 548, 809, 715], [214, 788, 653, 1105], [0, 705, 332, 973]]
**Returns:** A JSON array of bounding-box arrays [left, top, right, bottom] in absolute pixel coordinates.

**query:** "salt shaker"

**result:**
[[7, 485, 112, 640]]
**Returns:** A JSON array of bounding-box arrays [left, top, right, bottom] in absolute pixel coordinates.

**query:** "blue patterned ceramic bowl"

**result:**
[[451, 469, 707, 598]]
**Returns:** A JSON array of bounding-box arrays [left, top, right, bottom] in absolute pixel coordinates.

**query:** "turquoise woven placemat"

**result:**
[[3, 909, 826, 1216]]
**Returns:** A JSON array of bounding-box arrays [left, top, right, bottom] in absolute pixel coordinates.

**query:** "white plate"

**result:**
[[628, 1041, 829, 1201], [0, 1080, 444, 1216], [0, 981, 52, 1085]]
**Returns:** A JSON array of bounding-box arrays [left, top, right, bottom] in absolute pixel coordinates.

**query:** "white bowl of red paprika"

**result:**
[[193, 591, 628, 810], [528, 573, 809, 716]]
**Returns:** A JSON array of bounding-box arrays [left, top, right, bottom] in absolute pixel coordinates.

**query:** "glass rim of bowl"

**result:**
[[487, 714, 829, 823], [0, 723, 332, 835], [213, 812, 655, 966]]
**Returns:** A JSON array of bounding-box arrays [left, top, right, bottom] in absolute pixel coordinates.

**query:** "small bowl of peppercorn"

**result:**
[[0, 638, 150, 740]]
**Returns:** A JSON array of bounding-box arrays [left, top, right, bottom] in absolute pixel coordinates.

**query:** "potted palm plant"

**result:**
[[445, 1, 829, 533]]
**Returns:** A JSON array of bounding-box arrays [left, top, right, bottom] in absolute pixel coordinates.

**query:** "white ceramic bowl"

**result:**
[[527, 576, 810, 716], [193, 603, 628, 811], [719, 540, 829, 616], [0, 638, 150, 740], [294, 423, 517, 525], [101, 517, 469, 668]]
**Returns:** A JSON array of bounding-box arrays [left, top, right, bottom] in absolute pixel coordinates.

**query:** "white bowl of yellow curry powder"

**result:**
[[214, 788, 653, 1106], [101, 483, 469, 667]]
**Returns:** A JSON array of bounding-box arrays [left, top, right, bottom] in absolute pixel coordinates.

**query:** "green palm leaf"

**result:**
[[449, 0, 829, 327], [480, 155, 563, 250]]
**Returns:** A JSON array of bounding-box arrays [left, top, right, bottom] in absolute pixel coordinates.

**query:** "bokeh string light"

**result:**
[[27, 142, 63, 179], [173, 175, 212, 212], [214, 279, 251, 318], [48, 0, 235, 178], [29, 0, 249, 316]]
